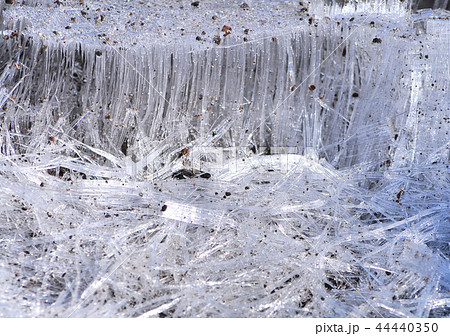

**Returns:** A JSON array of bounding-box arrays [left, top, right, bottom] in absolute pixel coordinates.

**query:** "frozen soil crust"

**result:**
[[0, 0, 449, 317]]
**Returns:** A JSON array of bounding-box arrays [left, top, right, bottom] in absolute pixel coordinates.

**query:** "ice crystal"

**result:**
[[0, 0, 448, 317]]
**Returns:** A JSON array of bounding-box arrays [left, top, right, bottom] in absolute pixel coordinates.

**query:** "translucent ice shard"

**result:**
[[0, 0, 448, 317]]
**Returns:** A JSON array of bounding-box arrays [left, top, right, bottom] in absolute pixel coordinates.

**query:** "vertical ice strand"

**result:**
[[0, 0, 448, 317]]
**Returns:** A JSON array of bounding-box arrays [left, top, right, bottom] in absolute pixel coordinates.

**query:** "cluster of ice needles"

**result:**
[[0, 0, 448, 317]]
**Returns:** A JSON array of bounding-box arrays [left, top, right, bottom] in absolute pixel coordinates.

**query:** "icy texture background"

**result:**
[[0, 0, 449, 317]]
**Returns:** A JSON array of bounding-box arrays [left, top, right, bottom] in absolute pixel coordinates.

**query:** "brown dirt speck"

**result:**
[[222, 25, 232, 33], [213, 35, 221, 45]]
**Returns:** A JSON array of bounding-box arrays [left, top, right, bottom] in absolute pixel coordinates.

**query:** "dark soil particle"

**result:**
[[172, 169, 195, 179], [161, 204, 168, 212], [213, 35, 221, 45], [222, 25, 232, 33]]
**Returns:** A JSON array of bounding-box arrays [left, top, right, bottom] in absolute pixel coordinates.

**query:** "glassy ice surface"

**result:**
[[0, 0, 448, 317]]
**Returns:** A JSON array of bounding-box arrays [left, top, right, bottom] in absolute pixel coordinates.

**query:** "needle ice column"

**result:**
[[0, 0, 448, 318]]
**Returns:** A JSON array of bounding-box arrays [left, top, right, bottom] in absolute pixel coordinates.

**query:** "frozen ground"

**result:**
[[0, 0, 449, 317]]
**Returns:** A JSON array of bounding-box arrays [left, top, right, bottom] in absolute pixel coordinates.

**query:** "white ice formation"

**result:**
[[0, 0, 448, 317]]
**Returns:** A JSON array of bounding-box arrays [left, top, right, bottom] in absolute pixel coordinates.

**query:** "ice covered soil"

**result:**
[[0, 0, 449, 317]]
